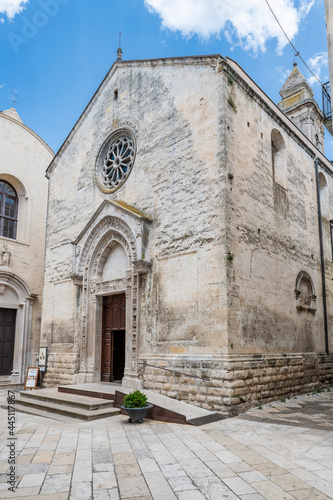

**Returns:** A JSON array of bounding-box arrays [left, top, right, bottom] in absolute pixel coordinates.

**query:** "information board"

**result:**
[[38, 347, 48, 373], [24, 367, 40, 390]]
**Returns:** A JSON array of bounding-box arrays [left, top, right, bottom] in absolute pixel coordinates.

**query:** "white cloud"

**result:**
[[276, 66, 291, 84], [0, 84, 4, 88], [307, 51, 328, 85], [144, 0, 315, 54], [0, 0, 29, 20]]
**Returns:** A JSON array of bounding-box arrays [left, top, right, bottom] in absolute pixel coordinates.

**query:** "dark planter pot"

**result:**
[[121, 403, 153, 423]]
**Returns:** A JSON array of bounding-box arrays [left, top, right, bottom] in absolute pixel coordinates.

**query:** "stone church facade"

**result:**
[[0, 108, 53, 385], [42, 55, 333, 415]]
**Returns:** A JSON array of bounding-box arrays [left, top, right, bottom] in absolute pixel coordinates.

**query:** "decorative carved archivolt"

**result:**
[[76, 216, 138, 276]]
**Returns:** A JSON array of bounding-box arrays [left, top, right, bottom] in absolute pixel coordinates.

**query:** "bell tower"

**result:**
[[278, 63, 325, 153]]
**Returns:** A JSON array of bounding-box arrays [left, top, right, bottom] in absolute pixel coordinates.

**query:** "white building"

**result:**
[[0, 108, 53, 386]]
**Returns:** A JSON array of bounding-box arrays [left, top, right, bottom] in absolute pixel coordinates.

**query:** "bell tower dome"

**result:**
[[278, 63, 325, 153]]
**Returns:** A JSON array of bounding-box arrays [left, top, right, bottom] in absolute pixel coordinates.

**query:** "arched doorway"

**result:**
[[0, 271, 35, 384], [71, 201, 151, 389]]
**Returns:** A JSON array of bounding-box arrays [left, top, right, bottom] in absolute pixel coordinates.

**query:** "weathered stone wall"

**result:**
[[44, 351, 79, 387], [137, 59, 333, 413], [42, 55, 333, 410], [141, 353, 333, 416], [42, 56, 229, 385], [223, 61, 333, 356]]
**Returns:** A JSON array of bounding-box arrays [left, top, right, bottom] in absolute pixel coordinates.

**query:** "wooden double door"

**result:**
[[101, 294, 126, 382], [0, 308, 16, 376]]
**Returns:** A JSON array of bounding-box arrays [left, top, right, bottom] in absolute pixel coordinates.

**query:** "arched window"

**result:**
[[318, 172, 330, 219], [0, 181, 18, 239], [295, 271, 316, 312], [271, 129, 287, 189]]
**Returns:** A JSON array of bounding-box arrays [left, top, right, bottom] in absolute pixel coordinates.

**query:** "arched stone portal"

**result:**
[[71, 200, 151, 388]]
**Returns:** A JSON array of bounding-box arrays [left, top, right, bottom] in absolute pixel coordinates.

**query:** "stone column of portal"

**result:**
[[122, 268, 143, 389], [326, 0, 333, 117], [76, 280, 91, 384], [85, 294, 97, 383]]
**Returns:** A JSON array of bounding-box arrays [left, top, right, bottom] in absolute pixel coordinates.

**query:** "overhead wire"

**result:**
[[263, 0, 324, 87]]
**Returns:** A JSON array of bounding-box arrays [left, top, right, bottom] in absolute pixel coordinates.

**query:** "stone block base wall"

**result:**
[[43, 352, 79, 387], [140, 353, 333, 416]]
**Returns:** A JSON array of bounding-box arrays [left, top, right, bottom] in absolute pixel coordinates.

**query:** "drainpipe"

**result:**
[[315, 157, 329, 356]]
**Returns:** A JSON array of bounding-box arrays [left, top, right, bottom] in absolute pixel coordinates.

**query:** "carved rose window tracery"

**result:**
[[96, 129, 136, 193], [102, 137, 135, 189]]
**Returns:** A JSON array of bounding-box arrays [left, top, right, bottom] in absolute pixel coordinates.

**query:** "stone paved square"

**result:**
[[0, 389, 333, 499]]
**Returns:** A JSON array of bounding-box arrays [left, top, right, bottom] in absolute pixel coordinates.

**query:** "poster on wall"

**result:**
[[38, 347, 48, 373], [24, 367, 40, 390]]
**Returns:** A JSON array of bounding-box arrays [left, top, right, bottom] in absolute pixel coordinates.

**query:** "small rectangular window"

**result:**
[[114, 90, 118, 100], [330, 220, 333, 261]]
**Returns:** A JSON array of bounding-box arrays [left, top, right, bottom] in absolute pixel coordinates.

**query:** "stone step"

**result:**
[[10, 404, 85, 423], [19, 388, 114, 410], [15, 395, 120, 421], [0, 382, 23, 390], [14, 388, 120, 421]]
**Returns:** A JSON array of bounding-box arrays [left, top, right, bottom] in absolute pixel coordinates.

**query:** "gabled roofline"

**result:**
[[0, 111, 54, 157], [46, 53, 332, 180], [73, 200, 152, 245], [46, 54, 225, 179], [225, 57, 333, 174]]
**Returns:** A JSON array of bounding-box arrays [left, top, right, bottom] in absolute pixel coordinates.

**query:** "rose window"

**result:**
[[102, 136, 135, 190]]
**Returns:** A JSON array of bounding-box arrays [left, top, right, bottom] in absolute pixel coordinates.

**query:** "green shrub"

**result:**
[[123, 390, 148, 408], [227, 96, 237, 111], [227, 251, 234, 261]]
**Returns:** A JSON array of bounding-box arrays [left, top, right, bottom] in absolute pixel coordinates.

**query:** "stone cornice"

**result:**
[[279, 97, 323, 120]]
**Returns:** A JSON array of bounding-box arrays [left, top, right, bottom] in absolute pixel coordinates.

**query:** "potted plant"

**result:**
[[121, 390, 153, 423]]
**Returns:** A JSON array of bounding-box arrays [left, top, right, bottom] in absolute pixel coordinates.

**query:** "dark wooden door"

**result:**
[[101, 294, 125, 382], [0, 308, 16, 376]]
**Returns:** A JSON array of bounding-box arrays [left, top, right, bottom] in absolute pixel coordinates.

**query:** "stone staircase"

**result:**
[[6, 383, 226, 425], [13, 388, 120, 421]]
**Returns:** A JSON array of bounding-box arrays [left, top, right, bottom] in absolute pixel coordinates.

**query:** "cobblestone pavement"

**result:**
[[0, 389, 333, 500]]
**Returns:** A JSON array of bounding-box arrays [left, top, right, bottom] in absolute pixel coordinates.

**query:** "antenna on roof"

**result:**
[[117, 32, 123, 61], [10, 90, 19, 108]]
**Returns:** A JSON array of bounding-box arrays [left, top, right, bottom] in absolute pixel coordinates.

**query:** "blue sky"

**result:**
[[0, 0, 331, 157]]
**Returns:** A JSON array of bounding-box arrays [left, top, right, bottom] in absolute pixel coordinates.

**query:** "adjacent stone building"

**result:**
[[0, 108, 53, 385], [41, 55, 333, 415]]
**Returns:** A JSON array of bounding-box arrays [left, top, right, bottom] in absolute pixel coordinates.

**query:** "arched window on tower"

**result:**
[[0, 181, 18, 239], [271, 129, 287, 189]]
